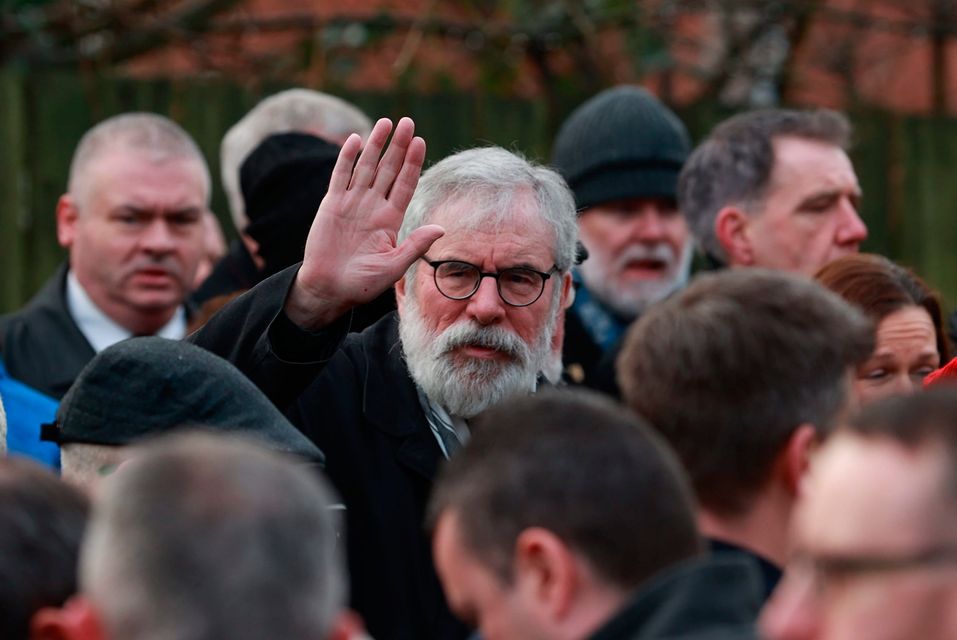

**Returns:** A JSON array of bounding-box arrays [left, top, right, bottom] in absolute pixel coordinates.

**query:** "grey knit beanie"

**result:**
[[551, 85, 691, 211]]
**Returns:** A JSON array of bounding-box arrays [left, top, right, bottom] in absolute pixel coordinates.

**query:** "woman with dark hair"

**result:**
[[815, 253, 949, 406]]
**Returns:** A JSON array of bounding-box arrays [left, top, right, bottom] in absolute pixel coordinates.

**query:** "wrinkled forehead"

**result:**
[[429, 187, 553, 238], [796, 434, 953, 554], [74, 143, 211, 206]]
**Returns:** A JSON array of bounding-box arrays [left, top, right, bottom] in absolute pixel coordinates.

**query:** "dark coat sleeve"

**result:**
[[187, 263, 350, 410]]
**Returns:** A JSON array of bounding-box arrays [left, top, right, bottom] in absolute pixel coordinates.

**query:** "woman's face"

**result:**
[[853, 305, 940, 406]]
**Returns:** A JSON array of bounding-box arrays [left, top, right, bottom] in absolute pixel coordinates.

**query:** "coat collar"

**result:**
[[359, 313, 443, 481]]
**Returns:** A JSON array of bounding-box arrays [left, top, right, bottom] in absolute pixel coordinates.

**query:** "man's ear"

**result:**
[[560, 271, 574, 310], [30, 596, 106, 640], [775, 424, 819, 498], [394, 273, 407, 312], [326, 609, 368, 640], [513, 527, 580, 622], [714, 206, 754, 267], [56, 194, 80, 250]]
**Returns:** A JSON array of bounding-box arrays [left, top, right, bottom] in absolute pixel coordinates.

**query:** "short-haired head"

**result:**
[[618, 269, 875, 516], [678, 109, 851, 262], [68, 112, 211, 210], [428, 389, 701, 591], [846, 389, 957, 481], [815, 253, 949, 363], [398, 146, 578, 284], [221, 89, 373, 231], [80, 431, 345, 640], [0, 457, 89, 640]]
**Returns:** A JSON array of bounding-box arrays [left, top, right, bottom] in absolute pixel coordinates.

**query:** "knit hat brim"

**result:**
[[570, 163, 681, 212]]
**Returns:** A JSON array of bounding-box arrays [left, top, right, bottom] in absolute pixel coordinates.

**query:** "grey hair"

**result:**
[[68, 112, 211, 208], [221, 89, 373, 231], [397, 146, 578, 279], [59, 443, 127, 494], [80, 432, 346, 640], [677, 108, 852, 263]]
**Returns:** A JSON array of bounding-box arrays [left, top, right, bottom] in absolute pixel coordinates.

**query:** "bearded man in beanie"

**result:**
[[551, 86, 693, 389]]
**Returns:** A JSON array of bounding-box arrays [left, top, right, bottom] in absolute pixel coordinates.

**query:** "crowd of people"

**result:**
[[1, 84, 957, 640]]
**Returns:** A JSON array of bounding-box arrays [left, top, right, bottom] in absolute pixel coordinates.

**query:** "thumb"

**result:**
[[389, 224, 445, 275]]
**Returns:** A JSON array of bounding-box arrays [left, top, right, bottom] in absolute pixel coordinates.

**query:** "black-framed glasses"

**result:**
[[422, 258, 559, 307]]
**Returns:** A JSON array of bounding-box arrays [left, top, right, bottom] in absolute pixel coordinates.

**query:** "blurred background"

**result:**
[[3, 0, 957, 312]]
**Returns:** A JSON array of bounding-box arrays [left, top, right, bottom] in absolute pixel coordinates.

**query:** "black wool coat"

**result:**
[[188, 265, 471, 640]]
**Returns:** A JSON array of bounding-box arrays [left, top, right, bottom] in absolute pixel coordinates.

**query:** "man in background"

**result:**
[[678, 108, 867, 276], [0, 113, 209, 399], [194, 88, 372, 303], [618, 269, 874, 599], [551, 85, 693, 387]]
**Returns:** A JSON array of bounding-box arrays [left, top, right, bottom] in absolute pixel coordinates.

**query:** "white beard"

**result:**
[[580, 240, 693, 318], [399, 289, 559, 418]]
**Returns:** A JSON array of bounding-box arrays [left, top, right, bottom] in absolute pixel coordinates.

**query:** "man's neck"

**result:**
[[696, 492, 791, 568], [67, 272, 185, 353]]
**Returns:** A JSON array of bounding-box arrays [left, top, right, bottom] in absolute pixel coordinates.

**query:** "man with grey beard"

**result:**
[[190, 117, 577, 640], [551, 86, 693, 389]]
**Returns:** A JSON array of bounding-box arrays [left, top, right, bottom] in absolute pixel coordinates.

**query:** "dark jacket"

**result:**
[[708, 539, 782, 603], [188, 266, 470, 640], [588, 556, 762, 640], [191, 238, 261, 306], [0, 264, 96, 399]]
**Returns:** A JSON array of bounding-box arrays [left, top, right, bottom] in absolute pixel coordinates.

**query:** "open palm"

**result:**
[[286, 117, 443, 329]]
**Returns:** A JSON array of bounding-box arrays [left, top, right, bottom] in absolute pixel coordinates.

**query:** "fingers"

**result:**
[[371, 117, 415, 195], [327, 133, 363, 196], [390, 224, 445, 277], [388, 136, 426, 212], [348, 118, 393, 191]]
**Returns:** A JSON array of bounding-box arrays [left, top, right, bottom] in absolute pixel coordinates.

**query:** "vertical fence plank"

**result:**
[[0, 68, 26, 311]]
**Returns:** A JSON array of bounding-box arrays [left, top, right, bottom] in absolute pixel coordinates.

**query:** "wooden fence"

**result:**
[[2, 69, 957, 313]]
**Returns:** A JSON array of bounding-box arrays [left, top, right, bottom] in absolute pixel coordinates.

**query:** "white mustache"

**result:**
[[438, 321, 529, 362], [612, 243, 676, 272]]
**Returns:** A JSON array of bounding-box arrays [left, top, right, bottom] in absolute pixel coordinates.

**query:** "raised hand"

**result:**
[[284, 117, 444, 329]]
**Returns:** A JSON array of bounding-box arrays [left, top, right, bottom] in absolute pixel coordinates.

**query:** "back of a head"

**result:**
[[221, 88, 373, 231], [429, 389, 701, 592], [678, 108, 850, 263], [847, 388, 957, 462], [815, 253, 949, 362], [239, 132, 340, 276], [0, 457, 89, 640], [68, 112, 211, 208], [618, 269, 874, 516], [551, 85, 691, 210], [80, 432, 345, 640], [398, 146, 579, 273]]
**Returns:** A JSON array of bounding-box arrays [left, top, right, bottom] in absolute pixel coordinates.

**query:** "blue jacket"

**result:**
[[0, 360, 60, 469]]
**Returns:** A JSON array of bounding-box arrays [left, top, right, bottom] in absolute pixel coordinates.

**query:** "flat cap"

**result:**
[[42, 337, 323, 465]]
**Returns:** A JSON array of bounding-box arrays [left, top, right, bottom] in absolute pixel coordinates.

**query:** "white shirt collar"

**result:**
[[66, 270, 187, 353]]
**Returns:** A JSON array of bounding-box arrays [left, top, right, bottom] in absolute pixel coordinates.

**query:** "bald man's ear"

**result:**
[[714, 206, 754, 267], [56, 194, 80, 250], [30, 597, 106, 640]]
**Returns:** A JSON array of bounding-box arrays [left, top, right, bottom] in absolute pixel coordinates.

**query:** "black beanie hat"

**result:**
[[241, 132, 340, 276], [42, 337, 324, 464], [551, 85, 691, 212]]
